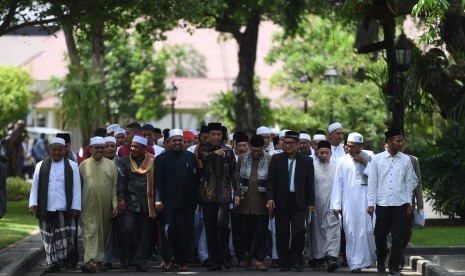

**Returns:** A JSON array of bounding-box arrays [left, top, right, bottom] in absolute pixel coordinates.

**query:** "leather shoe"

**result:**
[[255, 262, 268, 271], [377, 263, 386, 273], [243, 252, 252, 268], [293, 264, 303, 272], [351, 268, 362, 273], [136, 265, 147, 272], [389, 269, 401, 276], [222, 260, 233, 269], [327, 259, 339, 272], [43, 265, 61, 273]]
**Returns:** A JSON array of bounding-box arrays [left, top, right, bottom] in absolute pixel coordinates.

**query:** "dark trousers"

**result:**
[[275, 194, 306, 267], [161, 207, 195, 264], [202, 202, 231, 266], [374, 204, 407, 271], [230, 209, 245, 262], [148, 215, 161, 255], [240, 214, 268, 262], [120, 209, 150, 266]]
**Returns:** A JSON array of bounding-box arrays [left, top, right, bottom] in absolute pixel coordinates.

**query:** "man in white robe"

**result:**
[[328, 122, 345, 163], [330, 132, 376, 272], [310, 140, 340, 272]]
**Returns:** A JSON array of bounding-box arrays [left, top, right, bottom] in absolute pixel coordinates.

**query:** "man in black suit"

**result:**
[[266, 131, 315, 271]]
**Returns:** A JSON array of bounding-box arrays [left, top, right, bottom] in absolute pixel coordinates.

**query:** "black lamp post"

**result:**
[[325, 67, 339, 124], [395, 33, 414, 72], [232, 79, 242, 96], [167, 81, 177, 129], [299, 73, 311, 113]]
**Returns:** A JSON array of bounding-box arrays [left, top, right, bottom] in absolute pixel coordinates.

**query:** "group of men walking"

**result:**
[[28, 121, 422, 275]]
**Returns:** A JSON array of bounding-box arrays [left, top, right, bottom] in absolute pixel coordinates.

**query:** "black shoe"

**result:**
[[351, 268, 362, 273], [377, 263, 386, 273], [293, 264, 303, 272], [207, 265, 222, 271], [271, 259, 280, 268], [389, 269, 401, 276], [280, 265, 291, 271], [202, 259, 211, 267], [136, 265, 147, 272], [104, 263, 112, 270], [327, 260, 339, 272], [43, 265, 61, 273], [222, 260, 233, 269]]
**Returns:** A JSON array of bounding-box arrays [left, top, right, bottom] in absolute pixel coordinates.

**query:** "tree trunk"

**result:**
[[234, 11, 262, 131]]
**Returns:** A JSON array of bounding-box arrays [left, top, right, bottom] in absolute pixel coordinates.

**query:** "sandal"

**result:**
[[97, 262, 107, 272], [80, 261, 97, 273]]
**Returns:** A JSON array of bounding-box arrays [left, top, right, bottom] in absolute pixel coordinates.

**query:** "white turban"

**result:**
[[299, 133, 311, 141], [106, 124, 120, 134], [104, 137, 116, 144], [279, 129, 290, 138], [328, 122, 342, 133], [256, 126, 271, 135], [189, 129, 198, 136], [157, 138, 164, 147], [50, 137, 65, 145], [133, 135, 148, 146], [313, 134, 326, 141], [114, 128, 126, 136], [90, 136, 105, 146], [169, 129, 183, 138], [347, 132, 363, 143]]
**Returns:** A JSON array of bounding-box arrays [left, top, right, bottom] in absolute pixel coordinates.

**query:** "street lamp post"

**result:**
[[299, 73, 311, 113], [393, 33, 414, 132], [325, 67, 339, 124], [167, 81, 178, 129]]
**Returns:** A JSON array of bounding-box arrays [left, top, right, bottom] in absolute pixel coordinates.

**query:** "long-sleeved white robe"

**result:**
[[310, 160, 340, 259], [330, 154, 376, 270]]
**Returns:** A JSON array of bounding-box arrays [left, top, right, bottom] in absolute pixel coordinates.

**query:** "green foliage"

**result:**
[[411, 227, 465, 246], [208, 90, 274, 132], [412, 0, 451, 45], [6, 177, 31, 201], [0, 66, 31, 127], [163, 44, 207, 77], [0, 200, 38, 250], [421, 122, 465, 219]]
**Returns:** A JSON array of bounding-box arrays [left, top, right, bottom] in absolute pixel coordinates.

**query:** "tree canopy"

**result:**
[[0, 66, 31, 128]]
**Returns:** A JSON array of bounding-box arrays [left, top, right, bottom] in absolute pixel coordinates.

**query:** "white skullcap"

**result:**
[[114, 128, 126, 136], [256, 126, 271, 135], [229, 133, 234, 141], [104, 137, 116, 144], [299, 133, 311, 141], [328, 122, 342, 133], [169, 129, 183, 138], [313, 134, 326, 141], [347, 132, 363, 143], [50, 137, 65, 145], [90, 136, 105, 146], [279, 129, 290, 138], [189, 129, 198, 136], [157, 138, 164, 147], [132, 135, 148, 146], [106, 124, 120, 134], [270, 127, 280, 135]]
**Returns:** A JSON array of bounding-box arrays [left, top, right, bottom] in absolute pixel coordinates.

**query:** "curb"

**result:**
[[408, 256, 454, 276], [0, 231, 44, 276]]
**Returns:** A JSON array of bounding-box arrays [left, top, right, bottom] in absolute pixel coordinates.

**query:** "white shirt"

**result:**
[[187, 144, 197, 154], [330, 143, 345, 163], [367, 150, 417, 207], [153, 144, 165, 157], [29, 159, 81, 211], [288, 158, 296, 192]]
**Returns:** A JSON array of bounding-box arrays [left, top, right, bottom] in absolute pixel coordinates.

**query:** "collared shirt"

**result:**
[[367, 150, 417, 207], [29, 159, 81, 211], [330, 143, 345, 163], [288, 158, 296, 192]]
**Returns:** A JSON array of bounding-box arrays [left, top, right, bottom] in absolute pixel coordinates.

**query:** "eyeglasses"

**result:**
[[283, 141, 296, 146]]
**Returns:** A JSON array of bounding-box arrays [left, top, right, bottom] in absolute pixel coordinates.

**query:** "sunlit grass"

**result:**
[[410, 226, 465, 246], [0, 200, 38, 249]]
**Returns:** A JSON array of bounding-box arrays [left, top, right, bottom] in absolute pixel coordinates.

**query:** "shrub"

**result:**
[[421, 123, 465, 220], [6, 177, 31, 201]]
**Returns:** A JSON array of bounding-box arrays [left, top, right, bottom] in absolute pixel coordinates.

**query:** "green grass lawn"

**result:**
[[0, 200, 38, 250], [410, 226, 465, 246]]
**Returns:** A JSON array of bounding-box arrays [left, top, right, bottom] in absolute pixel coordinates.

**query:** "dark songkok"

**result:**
[[250, 135, 265, 147], [200, 125, 209, 133], [56, 133, 71, 144], [163, 128, 170, 138], [208, 122, 222, 131], [315, 129, 326, 135], [385, 128, 403, 141], [142, 124, 154, 132], [94, 128, 107, 137], [234, 131, 248, 144], [284, 131, 300, 141], [153, 128, 162, 134], [221, 126, 228, 142], [318, 140, 331, 150]]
